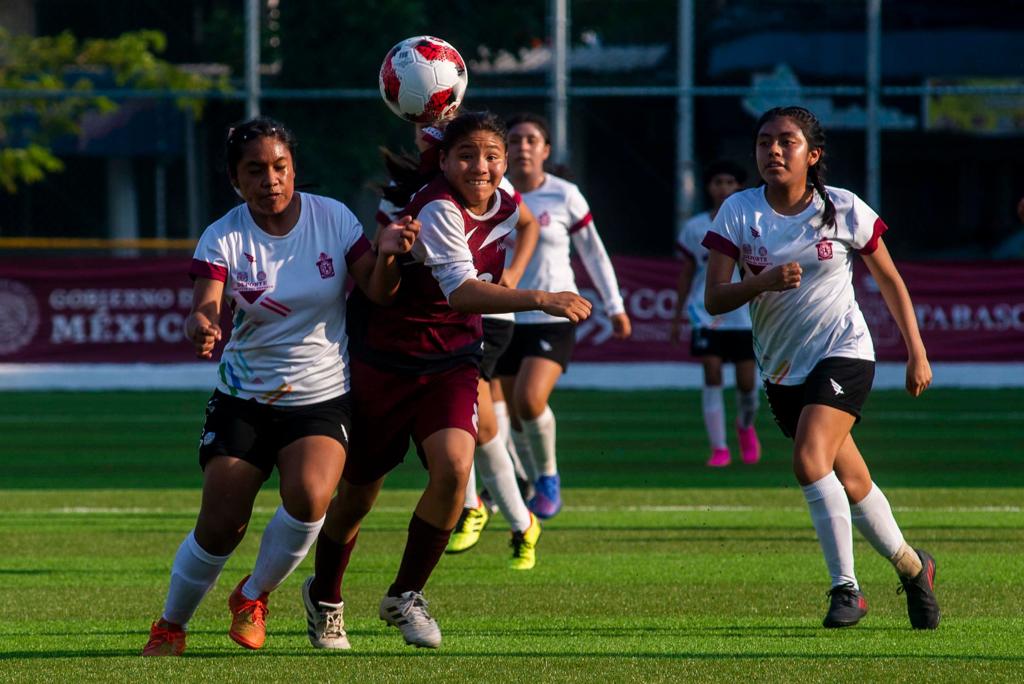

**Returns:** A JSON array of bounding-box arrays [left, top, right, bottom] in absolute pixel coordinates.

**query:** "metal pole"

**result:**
[[184, 115, 201, 239], [550, 0, 569, 164], [677, 0, 696, 234], [245, 0, 261, 118], [866, 0, 881, 208], [154, 161, 167, 242]]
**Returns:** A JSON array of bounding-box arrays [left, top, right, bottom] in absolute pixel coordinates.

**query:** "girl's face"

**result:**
[[440, 130, 507, 214], [755, 116, 821, 189], [707, 173, 741, 207], [507, 122, 550, 178], [232, 137, 295, 217]]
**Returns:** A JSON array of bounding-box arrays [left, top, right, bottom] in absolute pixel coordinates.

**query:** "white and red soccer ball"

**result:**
[[379, 36, 468, 123]]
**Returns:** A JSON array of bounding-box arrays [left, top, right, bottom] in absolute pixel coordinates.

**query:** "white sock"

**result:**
[[510, 427, 538, 482], [850, 483, 918, 575], [495, 400, 529, 483], [522, 406, 557, 477], [242, 506, 324, 599], [736, 389, 760, 429], [801, 472, 858, 589], [702, 386, 727, 449], [463, 461, 480, 509], [162, 531, 230, 627], [476, 434, 532, 532]]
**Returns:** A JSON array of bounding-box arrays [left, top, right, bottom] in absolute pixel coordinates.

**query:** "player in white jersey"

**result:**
[[495, 113, 632, 519], [671, 159, 761, 467], [370, 121, 544, 570], [703, 106, 939, 631], [142, 117, 419, 656]]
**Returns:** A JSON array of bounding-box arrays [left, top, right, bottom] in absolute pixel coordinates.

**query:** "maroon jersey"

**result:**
[[349, 175, 519, 373]]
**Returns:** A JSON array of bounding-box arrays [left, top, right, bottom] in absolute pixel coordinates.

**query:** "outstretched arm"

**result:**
[[861, 238, 931, 396], [671, 255, 696, 344]]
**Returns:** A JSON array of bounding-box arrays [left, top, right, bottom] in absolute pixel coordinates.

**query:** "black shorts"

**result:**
[[494, 322, 576, 376], [480, 318, 515, 381], [198, 390, 353, 479], [690, 328, 755, 362], [763, 357, 875, 439]]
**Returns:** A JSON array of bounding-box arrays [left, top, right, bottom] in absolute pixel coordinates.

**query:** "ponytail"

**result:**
[[808, 164, 836, 229]]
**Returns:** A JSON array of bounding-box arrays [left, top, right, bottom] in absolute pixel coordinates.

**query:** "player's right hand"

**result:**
[[539, 291, 592, 323], [759, 262, 802, 292], [378, 215, 420, 256], [190, 322, 222, 360]]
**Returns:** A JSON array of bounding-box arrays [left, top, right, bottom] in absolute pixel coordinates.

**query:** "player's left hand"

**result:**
[[611, 312, 632, 339], [906, 354, 932, 397], [498, 265, 523, 289], [378, 215, 420, 256]]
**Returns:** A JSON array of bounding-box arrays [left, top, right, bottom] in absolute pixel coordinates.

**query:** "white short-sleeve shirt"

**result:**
[[190, 193, 371, 405], [703, 186, 887, 385], [675, 211, 752, 331]]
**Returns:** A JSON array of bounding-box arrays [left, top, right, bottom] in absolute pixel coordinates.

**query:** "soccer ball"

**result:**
[[379, 36, 468, 124]]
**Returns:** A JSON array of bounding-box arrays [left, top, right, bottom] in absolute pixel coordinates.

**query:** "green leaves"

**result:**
[[0, 27, 225, 193]]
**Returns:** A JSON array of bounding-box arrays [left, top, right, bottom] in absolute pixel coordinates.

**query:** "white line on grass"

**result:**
[[11, 504, 1021, 515]]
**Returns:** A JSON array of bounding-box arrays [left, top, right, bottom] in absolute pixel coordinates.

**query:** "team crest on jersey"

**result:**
[[749, 225, 761, 238], [816, 240, 834, 261], [538, 211, 551, 227], [316, 252, 336, 279]]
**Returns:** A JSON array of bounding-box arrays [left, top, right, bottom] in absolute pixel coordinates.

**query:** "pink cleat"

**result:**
[[706, 447, 731, 467], [737, 425, 761, 464]]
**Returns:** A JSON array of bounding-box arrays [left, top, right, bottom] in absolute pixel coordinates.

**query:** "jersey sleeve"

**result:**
[[571, 222, 625, 316], [849, 194, 888, 255], [565, 185, 593, 236], [417, 199, 475, 267], [189, 225, 229, 282], [339, 204, 372, 267], [702, 198, 742, 261]]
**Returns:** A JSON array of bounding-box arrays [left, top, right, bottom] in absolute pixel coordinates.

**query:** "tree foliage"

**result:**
[[0, 28, 225, 193]]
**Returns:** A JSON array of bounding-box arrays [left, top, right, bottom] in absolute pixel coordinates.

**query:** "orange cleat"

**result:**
[[141, 619, 186, 656], [228, 575, 269, 650]]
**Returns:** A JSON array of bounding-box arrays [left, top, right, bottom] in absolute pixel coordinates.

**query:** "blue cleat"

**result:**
[[528, 474, 562, 519]]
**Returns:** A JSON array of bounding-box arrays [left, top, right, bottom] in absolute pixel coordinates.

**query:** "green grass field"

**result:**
[[1, 389, 1022, 682]]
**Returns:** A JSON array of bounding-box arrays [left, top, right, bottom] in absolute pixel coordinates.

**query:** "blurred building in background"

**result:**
[[1, 0, 1023, 260]]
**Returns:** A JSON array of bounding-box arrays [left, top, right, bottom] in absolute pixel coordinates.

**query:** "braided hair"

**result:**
[[755, 106, 836, 229]]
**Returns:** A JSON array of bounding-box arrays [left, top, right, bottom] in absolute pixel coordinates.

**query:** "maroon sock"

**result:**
[[310, 530, 358, 604], [388, 514, 454, 597]]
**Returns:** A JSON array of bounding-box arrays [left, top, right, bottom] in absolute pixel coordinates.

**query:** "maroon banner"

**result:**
[[573, 256, 1024, 363], [1, 256, 1022, 364], [0, 256, 202, 363]]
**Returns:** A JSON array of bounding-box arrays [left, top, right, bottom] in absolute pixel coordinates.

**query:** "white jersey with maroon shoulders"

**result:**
[[349, 175, 518, 372], [377, 176, 521, 324], [702, 185, 887, 385], [675, 210, 751, 331], [512, 173, 625, 325], [190, 192, 371, 405]]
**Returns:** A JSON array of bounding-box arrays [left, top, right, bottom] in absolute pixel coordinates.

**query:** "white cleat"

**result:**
[[378, 590, 442, 648], [302, 576, 351, 650]]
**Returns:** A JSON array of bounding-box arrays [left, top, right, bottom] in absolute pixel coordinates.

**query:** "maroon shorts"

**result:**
[[342, 359, 479, 485]]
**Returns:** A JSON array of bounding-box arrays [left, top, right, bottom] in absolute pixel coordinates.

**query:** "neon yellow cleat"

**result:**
[[445, 501, 489, 554], [508, 512, 541, 570]]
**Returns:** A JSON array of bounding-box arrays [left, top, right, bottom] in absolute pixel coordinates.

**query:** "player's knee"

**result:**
[[516, 391, 548, 420], [476, 420, 498, 444]]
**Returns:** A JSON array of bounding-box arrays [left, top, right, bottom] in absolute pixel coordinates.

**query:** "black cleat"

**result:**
[[898, 548, 941, 630], [823, 583, 868, 628]]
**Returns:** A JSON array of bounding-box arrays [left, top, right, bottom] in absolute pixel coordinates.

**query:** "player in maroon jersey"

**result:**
[[302, 112, 590, 650]]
